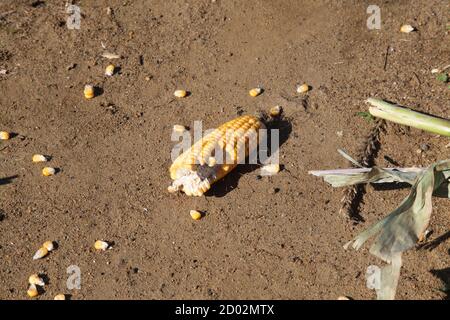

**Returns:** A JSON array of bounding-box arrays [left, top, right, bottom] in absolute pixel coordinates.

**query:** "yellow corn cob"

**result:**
[[169, 115, 265, 196]]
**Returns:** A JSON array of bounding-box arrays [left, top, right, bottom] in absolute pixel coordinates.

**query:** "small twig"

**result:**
[[383, 45, 390, 71]]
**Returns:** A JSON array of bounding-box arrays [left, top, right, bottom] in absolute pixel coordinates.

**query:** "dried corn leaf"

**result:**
[[310, 151, 450, 299]]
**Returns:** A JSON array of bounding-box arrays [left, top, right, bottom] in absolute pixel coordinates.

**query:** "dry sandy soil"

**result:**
[[0, 0, 449, 300]]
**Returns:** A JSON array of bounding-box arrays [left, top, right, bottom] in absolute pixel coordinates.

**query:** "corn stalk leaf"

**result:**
[[310, 151, 450, 299]]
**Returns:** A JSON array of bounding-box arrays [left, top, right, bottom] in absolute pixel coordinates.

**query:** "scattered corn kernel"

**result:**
[[174, 89, 187, 98], [84, 84, 95, 99], [33, 247, 49, 260], [296, 84, 309, 93], [400, 24, 415, 33], [27, 284, 39, 298], [337, 296, 350, 300], [105, 64, 115, 76], [431, 68, 440, 74], [42, 167, 56, 176], [29, 274, 45, 286], [173, 125, 187, 133], [249, 87, 262, 97], [32, 154, 47, 163], [269, 105, 282, 117], [0, 131, 10, 140], [54, 294, 66, 300], [190, 210, 202, 220], [260, 163, 280, 176], [94, 240, 109, 251], [42, 240, 55, 251]]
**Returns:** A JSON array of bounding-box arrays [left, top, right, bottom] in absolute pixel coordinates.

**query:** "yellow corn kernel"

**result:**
[[400, 24, 415, 33], [249, 87, 262, 97], [296, 84, 309, 93], [260, 163, 280, 176], [174, 89, 187, 98], [84, 84, 95, 99], [27, 284, 39, 298], [32, 154, 47, 163], [105, 64, 115, 76], [0, 131, 10, 140], [42, 240, 55, 251], [54, 294, 66, 300], [29, 274, 45, 286], [269, 105, 282, 117], [169, 115, 265, 196], [94, 240, 109, 251], [33, 247, 49, 260], [190, 210, 202, 220], [173, 125, 187, 133], [42, 167, 56, 176]]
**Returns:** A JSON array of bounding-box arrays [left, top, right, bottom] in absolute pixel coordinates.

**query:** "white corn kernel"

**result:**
[[32, 154, 47, 163], [94, 240, 109, 251], [84, 84, 95, 99], [54, 294, 66, 300], [269, 105, 282, 117], [174, 89, 187, 98], [27, 284, 39, 298], [190, 210, 202, 220], [0, 131, 10, 140], [260, 163, 280, 176], [105, 64, 115, 76], [173, 125, 187, 133], [29, 274, 45, 286], [42, 167, 56, 176], [33, 247, 49, 260], [400, 24, 415, 33], [296, 84, 309, 93], [249, 87, 262, 97], [42, 240, 55, 251]]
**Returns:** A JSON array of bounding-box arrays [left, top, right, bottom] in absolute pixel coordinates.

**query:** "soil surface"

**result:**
[[0, 0, 449, 300]]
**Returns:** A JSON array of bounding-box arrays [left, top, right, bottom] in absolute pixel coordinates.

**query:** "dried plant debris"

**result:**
[[338, 120, 385, 222], [310, 151, 450, 299]]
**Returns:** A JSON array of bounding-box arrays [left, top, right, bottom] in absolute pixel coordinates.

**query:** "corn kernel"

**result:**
[[269, 105, 282, 117], [32, 154, 47, 163], [94, 240, 109, 251], [105, 64, 115, 76], [400, 24, 415, 33], [54, 294, 66, 300], [260, 163, 280, 176], [42, 167, 56, 176], [174, 89, 187, 98], [190, 210, 202, 220], [296, 84, 309, 93], [27, 284, 39, 298], [249, 87, 262, 97], [0, 131, 10, 140], [29, 274, 45, 286], [42, 240, 55, 251], [173, 125, 187, 133], [337, 296, 350, 300], [33, 247, 49, 260], [84, 84, 95, 99]]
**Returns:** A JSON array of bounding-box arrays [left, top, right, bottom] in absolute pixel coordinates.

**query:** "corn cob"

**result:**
[[169, 115, 265, 196]]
